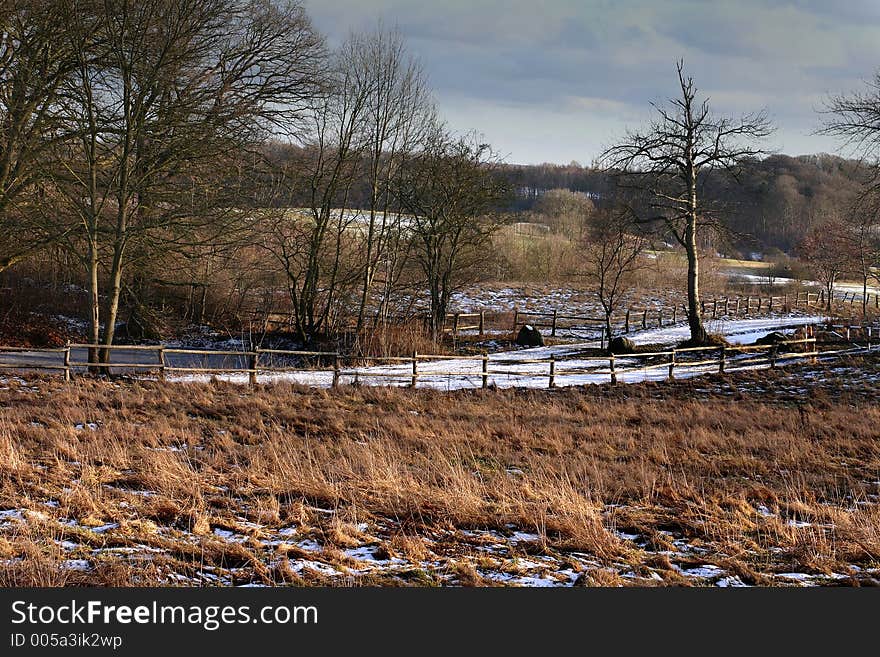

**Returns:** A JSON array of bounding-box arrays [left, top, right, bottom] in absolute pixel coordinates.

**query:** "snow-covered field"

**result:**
[[449, 283, 675, 315], [172, 315, 829, 390], [725, 271, 880, 301], [3, 499, 868, 587]]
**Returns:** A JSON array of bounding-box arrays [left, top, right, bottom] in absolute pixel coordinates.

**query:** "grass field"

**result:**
[[1, 358, 879, 586]]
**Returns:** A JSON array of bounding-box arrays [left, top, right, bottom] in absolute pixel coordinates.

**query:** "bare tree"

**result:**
[[351, 26, 434, 337], [798, 217, 857, 311], [0, 0, 77, 272], [260, 33, 374, 344], [54, 0, 323, 363], [601, 61, 773, 344], [845, 205, 880, 316], [396, 128, 508, 341], [580, 207, 647, 343], [819, 70, 880, 315], [821, 72, 880, 188]]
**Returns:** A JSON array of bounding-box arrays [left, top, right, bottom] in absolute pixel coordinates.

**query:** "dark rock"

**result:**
[[755, 331, 787, 345], [609, 336, 636, 354], [516, 324, 544, 347]]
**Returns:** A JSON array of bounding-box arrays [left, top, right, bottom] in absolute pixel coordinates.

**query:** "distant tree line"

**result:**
[[498, 154, 870, 254]]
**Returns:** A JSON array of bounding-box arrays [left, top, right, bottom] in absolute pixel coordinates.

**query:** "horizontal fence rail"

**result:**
[[1, 324, 878, 390], [247, 289, 859, 342]]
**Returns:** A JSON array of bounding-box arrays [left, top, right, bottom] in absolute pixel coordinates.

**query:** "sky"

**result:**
[[303, 1, 880, 166]]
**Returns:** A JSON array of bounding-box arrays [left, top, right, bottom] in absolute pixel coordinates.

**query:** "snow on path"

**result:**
[[172, 315, 828, 391], [627, 315, 824, 346]]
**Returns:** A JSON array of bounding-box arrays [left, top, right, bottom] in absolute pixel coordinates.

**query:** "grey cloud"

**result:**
[[304, 0, 880, 163]]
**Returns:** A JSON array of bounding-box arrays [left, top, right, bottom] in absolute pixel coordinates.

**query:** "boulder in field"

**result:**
[[609, 336, 636, 354], [755, 331, 787, 345], [516, 324, 544, 347]]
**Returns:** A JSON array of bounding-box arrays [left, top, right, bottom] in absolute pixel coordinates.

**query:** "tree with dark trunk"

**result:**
[[54, 0, 323, 364], [396, 128, 507, 342], [600, 61, 772, 344], [820, 74, 880, 316], [580, 207, 647, 343], [0, 0, 77, 273], [798, 217, 857, 311]]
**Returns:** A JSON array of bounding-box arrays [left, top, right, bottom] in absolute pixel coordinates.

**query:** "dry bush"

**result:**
[[355, 319, 444, 358]]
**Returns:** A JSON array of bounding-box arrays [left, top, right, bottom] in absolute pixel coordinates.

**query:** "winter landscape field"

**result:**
[[2, 0, 880, 596]]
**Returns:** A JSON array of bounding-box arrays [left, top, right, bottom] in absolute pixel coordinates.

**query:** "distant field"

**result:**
[[1, 357, 879, 587], [716, 257, 773, 272]]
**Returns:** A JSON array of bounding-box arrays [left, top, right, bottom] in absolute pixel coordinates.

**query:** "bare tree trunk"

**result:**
[[355, 208, 377, 336], [685, 216, 707, 343], [100, 240, 125, 368], [87, 237, 100, 369], [686, 162, 708, 344]]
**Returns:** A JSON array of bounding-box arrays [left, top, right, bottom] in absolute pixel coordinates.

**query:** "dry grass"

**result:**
[[0, 361, 879, 586]]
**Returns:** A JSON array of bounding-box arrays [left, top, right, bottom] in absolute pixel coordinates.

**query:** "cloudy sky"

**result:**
[[304, 1, 880, 165]]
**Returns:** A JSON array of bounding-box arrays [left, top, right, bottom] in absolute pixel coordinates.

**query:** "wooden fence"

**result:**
[[247, 289, 863, 342], [3, 326, 878, 389]]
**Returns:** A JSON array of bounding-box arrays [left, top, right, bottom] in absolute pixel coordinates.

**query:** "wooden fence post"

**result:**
[[769, 344, 777, 368], [735, 298, 740, 315], [642, 309, 647, 329], [249, 349, 259, 385], [719, 345, 726, 374], [63, 340, 71, 382], [481, 353, 488, 389], [672, 306, 677, 324], [332, 354, 340, 388], [713, 299, 718, 319], [551, 308, 558, 337], [548, 356, 556, 389], [453, 313, 460, 337], [668, 351, 676, 380], [158, 346, 166, 382], [479, 311, 485, 337], [625, 309, 630, 334], [658, 309, 663, 328], [609, 354, 616, 385], [411, 351, 418, 388]]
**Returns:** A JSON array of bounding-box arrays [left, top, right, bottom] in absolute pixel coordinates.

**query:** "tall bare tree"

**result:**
[[0, 0, 77, 272], [820, 74, 880, 315], [352, 27, 434, 336], [581, 207, 647, 343], [821, 71, 880, 188], [601, 61, 772, 344], [259, 31, 376, 344], [846, 206, 880, 316], [54, 0, 323, 363], [396, 128, 508, 340], [798, 216, 858, 311]]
